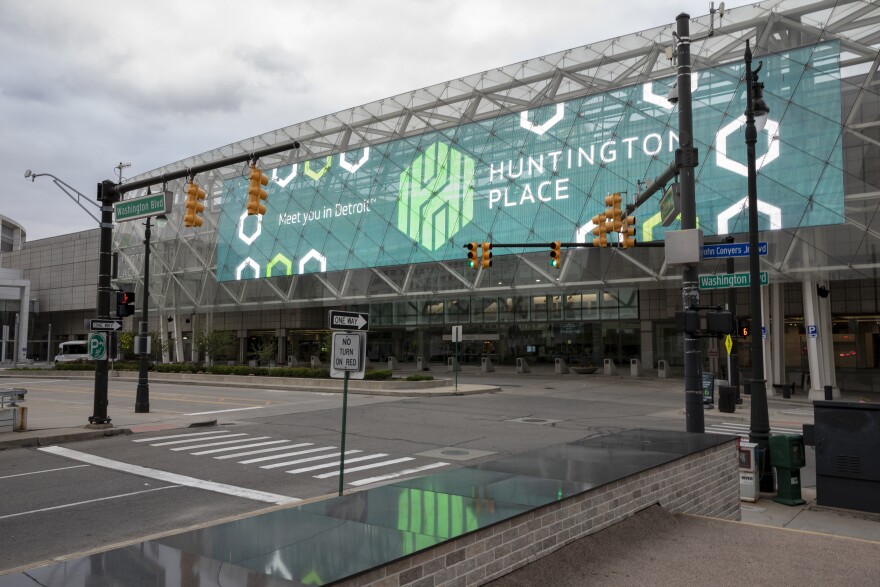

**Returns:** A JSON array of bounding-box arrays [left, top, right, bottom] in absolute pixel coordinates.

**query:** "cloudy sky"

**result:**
[[2, 0, 751, 241]]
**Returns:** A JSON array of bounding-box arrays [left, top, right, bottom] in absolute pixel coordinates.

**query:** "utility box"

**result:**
[[814, 400, 880, 513], [769, 434, 806, 505], [718, 385, 736, 413], [481, 356, 495, 373], [603, 359, 617, 375], [738, 441, 759, 502]]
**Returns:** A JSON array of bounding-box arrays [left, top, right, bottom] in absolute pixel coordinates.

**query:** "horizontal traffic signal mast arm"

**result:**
[[626, 150, 694, 216], [111, 140, 301, 197], [481, 242, 665, 248]]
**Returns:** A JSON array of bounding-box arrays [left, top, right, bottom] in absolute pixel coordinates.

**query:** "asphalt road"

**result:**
[[0, 373, 815, 573]]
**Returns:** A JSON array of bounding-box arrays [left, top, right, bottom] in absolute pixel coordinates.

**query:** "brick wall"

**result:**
[[340, 440, 739, 587]]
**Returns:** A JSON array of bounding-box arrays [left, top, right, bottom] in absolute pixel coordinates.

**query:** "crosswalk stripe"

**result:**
[[214, 443, 313, 460], [132, 430, 232, 443], [348, 462, 451, 487], [314, 457, 415, 479], [286, 453, 388, 474], [150, 433, 248, 447], [262, 450, 361, 470], [193, 440, 292, 456], [171, 436, 271, 452], [243, 446, 339, 466]]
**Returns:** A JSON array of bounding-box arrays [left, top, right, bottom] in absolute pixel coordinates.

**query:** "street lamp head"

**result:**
[[24, 169, 32, 180], [754, 98, 770, 131]]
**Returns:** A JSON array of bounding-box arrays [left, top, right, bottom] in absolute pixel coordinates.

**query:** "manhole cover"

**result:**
[[441, 449, 470, 456]]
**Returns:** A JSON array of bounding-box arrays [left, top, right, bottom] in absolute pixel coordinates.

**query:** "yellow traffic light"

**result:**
[[481, 242, 493, 269], [466, 242, 480, 269], [550, 241, 562, 268], [621, 215, 637, 248], [184, 181, 206, 228], [605, 192, 623, 231], [247, 165, 269, 216], [591, 214, 608, 247]]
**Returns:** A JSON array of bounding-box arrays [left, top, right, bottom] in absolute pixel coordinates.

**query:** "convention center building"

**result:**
[[3, 0, 879, 396]]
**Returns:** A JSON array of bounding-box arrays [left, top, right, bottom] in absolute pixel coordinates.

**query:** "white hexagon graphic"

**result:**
[[272, 164, 297, 188], [238, 209, 262, 246], [715, 116, 780, 177], [519, 104, 565, 136], [716, 196, 783, 234], [298, 249, 327, 274], [236, 257, 260, 280], [575, 220, 596, 244], [339, 147, 370, 173], [642, 74, 699, 109]]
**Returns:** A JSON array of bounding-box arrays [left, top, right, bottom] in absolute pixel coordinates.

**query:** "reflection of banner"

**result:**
[[216, 42, 842, 282]]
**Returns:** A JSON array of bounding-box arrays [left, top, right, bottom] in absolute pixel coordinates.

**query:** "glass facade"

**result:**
[[107, 1, 880, 386]]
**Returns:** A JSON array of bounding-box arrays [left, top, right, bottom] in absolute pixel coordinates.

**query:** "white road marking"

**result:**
[[0, 486, 179, 521], [314, 457, 415, 479], [170, 436, 271, 451], [285, 453, 388, 474], [241, 446, 339, 465], [214, 443, 313, 460], [184, 406, 266, 416], [192, 440, 291, 456], [348, 462, 451, 486], [150, 433, 247, 447], [132, 430, 232, 443], [37, 446, 300, 505], [258, 450, 358, 469], [0, 464, 90, 480]]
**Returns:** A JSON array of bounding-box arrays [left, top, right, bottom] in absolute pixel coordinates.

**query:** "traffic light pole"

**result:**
[[89, 180, 118, 426], [676, 13, 705, 434], [134, 217, 152, 413]]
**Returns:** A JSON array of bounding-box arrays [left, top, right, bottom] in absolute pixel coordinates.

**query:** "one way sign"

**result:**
[[329, 310, 369, 331]]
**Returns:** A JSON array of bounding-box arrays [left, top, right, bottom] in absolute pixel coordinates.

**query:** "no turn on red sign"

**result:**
[[330, 331, 366, 379]]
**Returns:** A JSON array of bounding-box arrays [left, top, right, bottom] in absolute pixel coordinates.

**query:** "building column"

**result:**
[[818, 287, 838, 394], [770, 283, 784, 390], [640, 320, 654, 372], [160, 314, 171, 364], [173, 314, 184, 363], [803, 280, 829, 400], [239, 330, 248, 364], [17, 282, 30, 362], [276, 328, 287, 365]]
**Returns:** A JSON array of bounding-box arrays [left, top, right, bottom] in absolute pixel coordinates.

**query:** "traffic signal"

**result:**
[[605, 193, 623, 234], [550, 241, 562, 268], [481, 242, 493, 269], [466, 242, 480, 269], [247, 164, 269, 216], [621, 215, 637, 248], [737, 317, 750, 337], [591, 213, 608, 247], [184, 181, 206, 227], [116, 290, 135, 317]]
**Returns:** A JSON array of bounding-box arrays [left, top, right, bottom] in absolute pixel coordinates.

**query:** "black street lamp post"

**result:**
[[744, 40, 773, 492], [134, 216, 152, 413]]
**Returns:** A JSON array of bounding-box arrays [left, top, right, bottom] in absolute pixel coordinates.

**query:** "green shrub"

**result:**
[[364, 369, 393, 381], [55, 362, 95, 371], [405, 374, 434, 381]]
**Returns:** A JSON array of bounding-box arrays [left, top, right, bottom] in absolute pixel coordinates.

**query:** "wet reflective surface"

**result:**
[[0, 430, 728, 586]]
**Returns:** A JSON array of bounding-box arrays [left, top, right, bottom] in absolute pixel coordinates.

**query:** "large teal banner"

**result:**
[[217, 42, 842, 281]]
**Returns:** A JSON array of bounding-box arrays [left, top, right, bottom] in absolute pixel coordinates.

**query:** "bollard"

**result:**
[[824, 385, 832, 401]]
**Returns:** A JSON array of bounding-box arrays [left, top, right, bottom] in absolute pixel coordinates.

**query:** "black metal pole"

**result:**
[[89, 180, 116, 426], [727, 238, 741, 404], [677, 13, 704, 433], [135, 217, 151, 413], [744, 40, 773, 491]]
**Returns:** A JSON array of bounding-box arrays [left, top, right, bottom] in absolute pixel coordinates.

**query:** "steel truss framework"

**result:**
[[114, 0, 880, 318]]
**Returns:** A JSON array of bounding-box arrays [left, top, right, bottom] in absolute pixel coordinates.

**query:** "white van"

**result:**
[[54, 340, 90, 365]]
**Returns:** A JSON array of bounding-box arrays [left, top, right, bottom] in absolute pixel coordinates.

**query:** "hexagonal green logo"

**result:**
[[397, 141, 475, 251]]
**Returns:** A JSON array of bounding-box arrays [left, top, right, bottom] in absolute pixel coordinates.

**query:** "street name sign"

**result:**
[[699, 272, 769, 289], [329, 310, 369, 331], [659, 183, 681, 227], [330, 331, 366, 379], [89, 319, 123, 331], [114, 191, 172, 222], [701, 242, 768, 259]]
